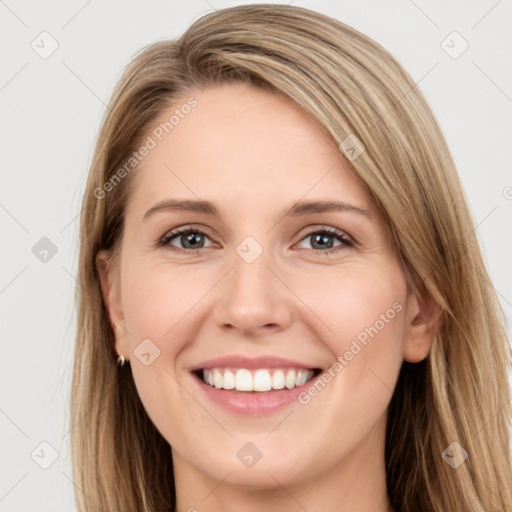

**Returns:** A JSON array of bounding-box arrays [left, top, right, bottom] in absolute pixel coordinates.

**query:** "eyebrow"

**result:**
[[143, 199, 372, 221]]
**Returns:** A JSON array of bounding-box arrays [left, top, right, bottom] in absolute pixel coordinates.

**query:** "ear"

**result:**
[[96, 249, 130, 362], [403, 287, 440, 363]]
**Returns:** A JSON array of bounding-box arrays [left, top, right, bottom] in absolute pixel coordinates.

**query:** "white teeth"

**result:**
[[223, 369, 235, 390], [235, 369, 253, 391], [296, 370, 309, 387], [272, 370, 285, 390], [285, 369, 296, 389], [201, 367, 315, 392], [214, 369, 223, 389], [253, 369, 272, 392]]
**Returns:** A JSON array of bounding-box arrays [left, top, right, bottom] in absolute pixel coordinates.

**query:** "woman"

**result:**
[[70, 4, 512, 511]]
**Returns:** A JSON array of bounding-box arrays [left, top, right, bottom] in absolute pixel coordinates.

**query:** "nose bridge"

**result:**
[[213, 236, 292, 335], [232, 241, 272, 300]]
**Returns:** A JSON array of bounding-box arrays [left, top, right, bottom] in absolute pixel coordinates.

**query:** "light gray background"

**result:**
[[1, 1, 511, 510]]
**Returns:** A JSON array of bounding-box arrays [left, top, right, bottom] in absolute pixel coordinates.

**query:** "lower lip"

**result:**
[[193, 373, 318, 415]]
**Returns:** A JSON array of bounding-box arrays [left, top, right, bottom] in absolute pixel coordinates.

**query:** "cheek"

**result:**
[[122, 263, 202, 346], [300, 266, 406, 351], [304, 268, 406, 408], [120, 263, 217, 438]]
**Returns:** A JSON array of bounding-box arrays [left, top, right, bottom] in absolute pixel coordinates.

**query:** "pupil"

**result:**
[[313, 233, 333, 249], [183, 233, 203, 249]]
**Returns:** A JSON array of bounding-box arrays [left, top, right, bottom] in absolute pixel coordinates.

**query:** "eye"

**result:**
[[157, 225, 354, 255], [295, 227, 354, 255], [158, 227, 215, 252]]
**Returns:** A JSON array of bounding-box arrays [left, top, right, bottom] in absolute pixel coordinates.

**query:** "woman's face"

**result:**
[[99, 82, 432, 494]]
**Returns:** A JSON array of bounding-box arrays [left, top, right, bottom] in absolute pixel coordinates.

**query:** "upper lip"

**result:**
[[190, 355, 323, 371]]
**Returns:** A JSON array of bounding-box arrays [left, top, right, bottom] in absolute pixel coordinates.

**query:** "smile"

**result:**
[[200, 367, 317, 392], [190, 355, 324, 414]]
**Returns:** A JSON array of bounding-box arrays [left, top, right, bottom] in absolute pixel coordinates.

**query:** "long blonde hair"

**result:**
[[70, 4, 512, 511]]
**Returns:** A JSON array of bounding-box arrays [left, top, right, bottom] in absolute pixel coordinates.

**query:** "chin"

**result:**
[[189, 442, 315, 489]]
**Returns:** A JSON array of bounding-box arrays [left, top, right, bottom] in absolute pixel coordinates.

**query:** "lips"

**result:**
[[191, 355, 322, 371], [189, 355, 323, 414]]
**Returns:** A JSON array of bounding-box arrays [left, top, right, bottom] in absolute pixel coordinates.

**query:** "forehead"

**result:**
[[125, 82, 373, 218]]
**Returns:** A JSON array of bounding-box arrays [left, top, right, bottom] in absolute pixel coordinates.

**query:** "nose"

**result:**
[[213, 249, 293, 338]]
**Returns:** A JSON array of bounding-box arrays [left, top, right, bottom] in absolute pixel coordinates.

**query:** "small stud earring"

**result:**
[[117, 355, 126, 367]]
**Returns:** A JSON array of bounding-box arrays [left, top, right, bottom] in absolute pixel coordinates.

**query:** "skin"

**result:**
[[97, 82, 438, 512]]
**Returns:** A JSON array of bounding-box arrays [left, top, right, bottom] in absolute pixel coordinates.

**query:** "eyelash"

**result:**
[[157, 225, 355, 256]]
